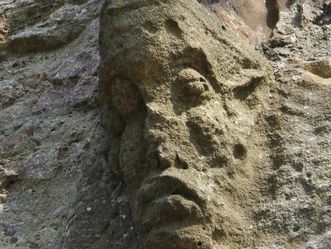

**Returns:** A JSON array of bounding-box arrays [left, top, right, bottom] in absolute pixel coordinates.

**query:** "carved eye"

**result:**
[[176, 68, 210, 104], [177, 68, 207, 84]]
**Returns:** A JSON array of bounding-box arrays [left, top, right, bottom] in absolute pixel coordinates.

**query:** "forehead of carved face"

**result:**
[[101, 0, 260, 89]]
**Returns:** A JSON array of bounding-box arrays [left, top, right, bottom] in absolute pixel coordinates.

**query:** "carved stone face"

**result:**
[[99, 0, 273, 248]]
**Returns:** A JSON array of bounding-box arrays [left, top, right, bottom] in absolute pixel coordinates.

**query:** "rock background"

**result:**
[[0, 0, 330, 248], [0, 1, 141, 249]]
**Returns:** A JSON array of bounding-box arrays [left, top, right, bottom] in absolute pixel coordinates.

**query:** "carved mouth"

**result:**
[[136, 172, 209, 235], [144, 224, 213, 249]]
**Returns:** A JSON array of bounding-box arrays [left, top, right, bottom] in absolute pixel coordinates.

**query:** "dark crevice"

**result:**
[[314, 3, 331, 25], [266, 0, 280, 29], [286, 0, 297, 8]]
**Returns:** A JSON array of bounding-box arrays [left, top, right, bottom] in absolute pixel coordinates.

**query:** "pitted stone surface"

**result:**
[[99, 0, 275, 248]]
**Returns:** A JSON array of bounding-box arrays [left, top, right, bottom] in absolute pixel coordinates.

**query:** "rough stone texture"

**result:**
[[99, 0, 274, 248], [255, 0, 331, 248], [0, 0, 330, 248], [0, 1, 141, 248], [201, 0, 290, 42], [99, 0, 330, 248]]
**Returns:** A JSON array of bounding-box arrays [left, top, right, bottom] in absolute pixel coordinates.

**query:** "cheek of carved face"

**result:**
[[101, 106, 126, 137], [111, 78, 144, 119], [175, 68, 211, 105]]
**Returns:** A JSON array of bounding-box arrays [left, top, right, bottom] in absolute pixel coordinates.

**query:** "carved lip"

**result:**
[[144, 223, 213, 249], [136, 171, 208, 235]]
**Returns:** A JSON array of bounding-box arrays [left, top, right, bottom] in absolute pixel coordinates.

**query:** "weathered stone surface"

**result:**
[[99, 0, 330, 248], [1, 0, 103, 55], [99, 0, 276, 248], [0, 0, 330, 248], [0, 1, 141, 249]]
